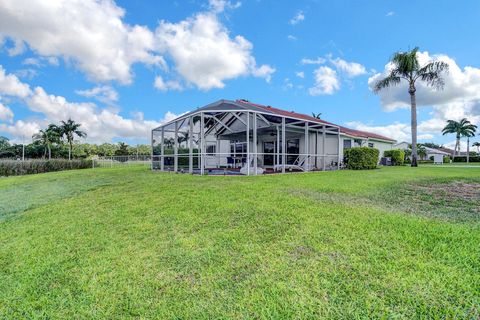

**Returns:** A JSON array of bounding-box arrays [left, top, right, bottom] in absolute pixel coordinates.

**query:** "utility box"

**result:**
[[433, 154, 444, 164]]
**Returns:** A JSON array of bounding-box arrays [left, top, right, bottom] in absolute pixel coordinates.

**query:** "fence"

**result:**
[[92, 155, 152, 168]]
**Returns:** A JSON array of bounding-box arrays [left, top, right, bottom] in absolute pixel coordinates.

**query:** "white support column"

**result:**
[[200, 112, 205, 175], [160, 127, 165, 171], [174, 121, 179, 172], [276, 125, 280, 168], [246, 111, 250, 176], [337, 128, 341, 169], [216, 139, 220, 168], [282, 117, 286, 173], [253, 112, 257, 175], [189, 116, 193, 174], [304, 122, 309, 172], [322, 125, 326, 171], [150, 130, 153, 171]]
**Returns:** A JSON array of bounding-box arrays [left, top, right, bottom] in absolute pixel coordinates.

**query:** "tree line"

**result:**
[[0, 119, 151, 160]]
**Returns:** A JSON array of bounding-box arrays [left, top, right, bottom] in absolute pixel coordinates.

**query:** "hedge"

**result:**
[[344, 147, 379, 170], [452, 156, 480, 163], [0, 159, 93, 176], [383, 149, 405, 166]]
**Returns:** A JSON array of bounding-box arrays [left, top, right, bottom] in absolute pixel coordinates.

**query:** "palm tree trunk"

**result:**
[[69, 141, 72, 160], [409, 87, 418, 167], [467, 137, 470, 163], [48, 145, 51, 160]]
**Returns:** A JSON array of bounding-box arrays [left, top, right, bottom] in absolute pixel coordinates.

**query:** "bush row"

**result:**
[[383, 149, 405, 166], [452, 156, 480, 162], [0, 159, 93, 176], [344, 147, 379, 170]]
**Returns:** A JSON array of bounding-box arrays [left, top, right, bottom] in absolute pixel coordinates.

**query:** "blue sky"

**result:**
[[0, 0, 479, 148]]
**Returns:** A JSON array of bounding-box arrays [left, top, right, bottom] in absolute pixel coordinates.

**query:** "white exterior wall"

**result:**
[[340, 136, 394, 163]]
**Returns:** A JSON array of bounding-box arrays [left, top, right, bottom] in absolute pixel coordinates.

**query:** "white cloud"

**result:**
[[290, 11, 305, 25], [346, 121, 435, 142], [208, 0, 241, 13], [0, 65, 177, 142], [295, 71, 304, 78], [287, 35, 297, 41], [0, 102, 14, 122], [0, 0, 165, 84], [0, 65, 32, 98], [329, 57, 367, 77], [22, 57, 41, 67], [300, 57, 326, 65], [309, 66, 340, 95], [386, 11, 395, 17], [155, 13, 274, 90], [75, 86, 119, 105], [154, 76, 183, 92]]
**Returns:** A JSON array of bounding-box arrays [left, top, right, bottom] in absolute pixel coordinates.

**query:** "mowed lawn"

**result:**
[[0, 166, 479, 319]]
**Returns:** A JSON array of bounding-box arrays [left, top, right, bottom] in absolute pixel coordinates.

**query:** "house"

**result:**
[[151, 99, 396, 175], [394, 142, 451, 161]]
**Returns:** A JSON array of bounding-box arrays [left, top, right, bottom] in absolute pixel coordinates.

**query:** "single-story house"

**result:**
[[151, 99, 396, 175], [394, 142, 451, 161]]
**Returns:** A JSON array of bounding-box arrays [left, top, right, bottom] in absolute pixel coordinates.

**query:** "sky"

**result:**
[[0, 0, 479, 149]]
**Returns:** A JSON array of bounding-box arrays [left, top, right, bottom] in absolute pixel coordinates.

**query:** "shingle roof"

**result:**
[[236, 99, 396, 142]]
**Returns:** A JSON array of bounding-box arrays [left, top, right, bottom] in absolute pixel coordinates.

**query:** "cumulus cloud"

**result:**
[[75, 85, 119, 105], [0, 102, 14, 122], [329, 57, 367, 77], [287, 35, 297, 41], [386, 11, 395, 17], [208, 0, 241, 13], [0, 0, 271, 90], [345, 121, 434, 142], [0, 0, 165, 84], [0, 66, 177, 142], [0, 65, 32, 98], [295, 71, 304, 78], [156, 13, 275, 90], [290, 11, 305, 25], [309, 66, 340, 95], [154, 76, 183, 92]]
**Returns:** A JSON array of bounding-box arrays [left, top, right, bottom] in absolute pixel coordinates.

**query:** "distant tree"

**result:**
[[311, 112, 322, 119], [417, 145, 427, 160], [442, 118, 477, 158], [373, 47, 449, 167], [473, 141, 480, 154], [32, 125, 60, 159], [114, 142, 129, 156], [60, 119, 87, 160], [421, 142, 443, 149], [0, 136, 9, 149]]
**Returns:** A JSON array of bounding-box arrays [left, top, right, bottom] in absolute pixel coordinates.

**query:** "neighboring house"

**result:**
[[394, 142, 451, 161], [151, 99, 396, 175]]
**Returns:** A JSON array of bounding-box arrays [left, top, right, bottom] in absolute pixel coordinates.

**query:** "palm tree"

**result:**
[[473, 141, 480, 154], [417, 145, 427, 160], [60, 119, 87, 160], [311, 112, 322, 119], [32, 125, 60, 159], [373, 47, 449, 167], [441, 118, 477, 160]]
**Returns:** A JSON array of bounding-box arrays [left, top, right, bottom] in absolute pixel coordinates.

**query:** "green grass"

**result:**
[[1, 166, 479, 319]]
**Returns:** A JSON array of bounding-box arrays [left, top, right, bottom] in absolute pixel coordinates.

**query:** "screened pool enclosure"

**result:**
[[151, 100, 341, 175]]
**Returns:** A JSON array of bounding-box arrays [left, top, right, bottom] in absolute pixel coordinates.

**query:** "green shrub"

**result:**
[[418, 160, 434, 164], [443, 156, 451, 164], [452, 156, 480, 162], [383, 149, 405, 166], [344, 147, 379, 170], [0, 159, 92, 176]]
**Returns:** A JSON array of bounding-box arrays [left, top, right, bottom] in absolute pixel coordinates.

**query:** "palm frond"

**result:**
[[373, 72, 401, 93], [416, 61, 449, 89]]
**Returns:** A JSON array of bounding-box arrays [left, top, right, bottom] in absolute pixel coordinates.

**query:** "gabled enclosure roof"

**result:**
[[154, 99, 396, 142]]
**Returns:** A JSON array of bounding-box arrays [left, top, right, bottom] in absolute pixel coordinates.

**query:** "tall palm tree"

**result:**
[[60, 119, 87, 160], [32, 125, 60, 159], [473, 141, 480, 154], [441, 118, 477, 159], [373, 47, 449, 167]]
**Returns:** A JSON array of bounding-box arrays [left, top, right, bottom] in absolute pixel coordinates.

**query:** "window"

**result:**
[[206, 144, 216, 155], [343, 140, 352, 149], [368, 142, 374, 148]]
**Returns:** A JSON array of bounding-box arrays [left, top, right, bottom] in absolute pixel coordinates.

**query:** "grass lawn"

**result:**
[[1, 166, 479, 318]]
